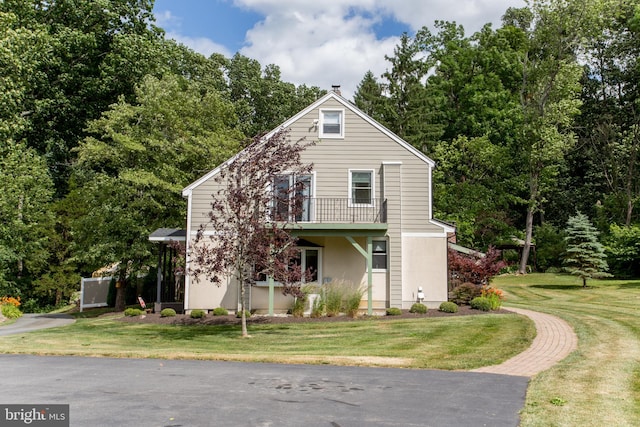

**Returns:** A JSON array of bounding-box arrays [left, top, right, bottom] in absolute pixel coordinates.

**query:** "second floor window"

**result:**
[[320, 109, 344, 138], [273, 174, 313, 222], [350, 170, 373, 206]]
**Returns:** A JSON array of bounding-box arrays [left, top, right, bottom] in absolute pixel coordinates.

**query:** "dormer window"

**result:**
[[319, 109, 344, 138]]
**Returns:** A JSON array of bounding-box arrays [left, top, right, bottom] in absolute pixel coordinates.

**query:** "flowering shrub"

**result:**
[[1, 296, 23, 319], [1, 296, 21, 307], [481, 286, 505, 310]]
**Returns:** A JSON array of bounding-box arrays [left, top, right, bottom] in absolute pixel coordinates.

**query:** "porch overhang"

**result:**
[[287, 222, 388, 237]]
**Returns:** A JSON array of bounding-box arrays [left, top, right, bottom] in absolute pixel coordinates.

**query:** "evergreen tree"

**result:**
[[353, 70, 388, 124], [563, 212, 611, 287]]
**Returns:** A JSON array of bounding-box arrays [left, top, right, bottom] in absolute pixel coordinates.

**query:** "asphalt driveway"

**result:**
[[0, 313, 75, 336], [0, 354, 528, 427]]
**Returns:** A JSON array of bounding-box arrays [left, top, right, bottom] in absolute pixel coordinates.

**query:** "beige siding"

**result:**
[[187, 97, 439, 235], [383, 163, 402, 307], [184, 95, 450, 311]]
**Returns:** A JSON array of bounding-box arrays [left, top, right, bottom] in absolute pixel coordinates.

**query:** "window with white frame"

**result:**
[[255, 247, 322, 285], [372, 239, 387, 270], [349, 170, 374, 206], [319, 109, 344, 138]]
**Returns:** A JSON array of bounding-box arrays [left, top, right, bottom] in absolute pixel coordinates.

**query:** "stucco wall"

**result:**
[[401, 235, 449, 308]]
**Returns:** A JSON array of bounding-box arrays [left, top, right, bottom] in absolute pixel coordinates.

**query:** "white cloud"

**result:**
[[166, 32, 232, 58], [235, 0, 525, 98], [157, 1, 526, 99], [240, 6, 398, 98]]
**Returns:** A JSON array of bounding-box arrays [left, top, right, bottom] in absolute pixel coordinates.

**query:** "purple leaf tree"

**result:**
[[189, 129, 314, 337]]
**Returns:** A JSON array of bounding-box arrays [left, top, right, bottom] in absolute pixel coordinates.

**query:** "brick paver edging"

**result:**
[[471, 307, 578, 377]]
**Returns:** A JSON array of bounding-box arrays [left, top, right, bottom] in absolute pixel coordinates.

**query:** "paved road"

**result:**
[[0, 355, 528, 427], [0, 313, 75, 336]]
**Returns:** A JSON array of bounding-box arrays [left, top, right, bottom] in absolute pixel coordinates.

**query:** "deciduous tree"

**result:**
[[70, 74, 241, 311], [189, 130, 314, 337]]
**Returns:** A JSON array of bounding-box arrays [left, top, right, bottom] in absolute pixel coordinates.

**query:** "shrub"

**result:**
[[409, 303, 427, 314], [448, 246, 507, 286], [190, 309, 206, 319], [481, 285, 505, 310], [160, 308, 177, 317], [470, 297, 492, 311], [212, 307, 228, 316], [451, 282, 482, 305], [235, 310, 251, 319], [386, 307, 402, 316], [1, 304, 22, 319], [124, 308, 144, 317], [439, 302, 458, 313]]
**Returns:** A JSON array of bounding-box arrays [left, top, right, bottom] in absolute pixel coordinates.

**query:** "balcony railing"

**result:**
[[273, 197, 387, 224]]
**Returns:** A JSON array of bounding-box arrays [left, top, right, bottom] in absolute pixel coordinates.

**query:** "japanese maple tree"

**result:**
[[189, 129, 314, 336]]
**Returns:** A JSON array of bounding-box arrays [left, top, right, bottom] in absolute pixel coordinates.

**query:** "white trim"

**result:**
[[429, 219, 456, 233], [319, 108, 345, 139], [381, 161, 403, 165], [255, 246, 323, 287], [371, 238, 388, 272], [348, 169, 375, 208], [184, 192, 193, 310], [402, 232, 449, 238]]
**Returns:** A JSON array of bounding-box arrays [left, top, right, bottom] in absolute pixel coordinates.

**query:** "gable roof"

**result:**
[[183, 91, 436, 197]]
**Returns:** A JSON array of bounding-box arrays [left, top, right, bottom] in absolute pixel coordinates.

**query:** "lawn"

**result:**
[[4, 272, 638, 425], [493, 274, 640, 427], [0, 311, 533, 370]]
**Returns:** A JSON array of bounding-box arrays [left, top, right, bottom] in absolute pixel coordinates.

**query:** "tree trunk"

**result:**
[[17, 195, 24, 279], [115, 276, 126, 312], [240, 280, 248, 337], [519, 172, 539, 275], [518, 204, 535, 274]]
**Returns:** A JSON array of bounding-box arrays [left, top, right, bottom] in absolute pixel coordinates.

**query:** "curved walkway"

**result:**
[[471, 307, 578, 377], [0, 313, 75, 336]]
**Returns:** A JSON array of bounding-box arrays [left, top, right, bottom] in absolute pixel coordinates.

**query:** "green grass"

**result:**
[[493, 273, 640, 426], [0, 312, 533, 370]]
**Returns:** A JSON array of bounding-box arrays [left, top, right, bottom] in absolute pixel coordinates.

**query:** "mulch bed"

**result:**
[[116, 306, 514, 326]]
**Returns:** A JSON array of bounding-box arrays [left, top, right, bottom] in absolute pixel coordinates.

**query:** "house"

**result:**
[[181, 89, 454, 314]]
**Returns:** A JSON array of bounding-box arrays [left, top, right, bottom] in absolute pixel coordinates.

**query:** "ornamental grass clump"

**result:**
[[342, 283, 365, 318], [386, 307, 402, 316], [317, 280, 364, 317]]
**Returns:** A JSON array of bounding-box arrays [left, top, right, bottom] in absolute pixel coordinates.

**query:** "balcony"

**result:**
[[273, 198, 387, 224]]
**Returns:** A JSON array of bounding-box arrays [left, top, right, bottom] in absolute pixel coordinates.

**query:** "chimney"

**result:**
[[331, 85, 341, 96]]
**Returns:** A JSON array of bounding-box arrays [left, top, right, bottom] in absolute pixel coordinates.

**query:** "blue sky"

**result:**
[[153, 0, 525, 98]]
